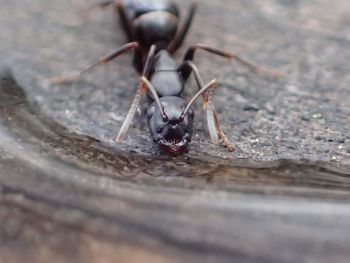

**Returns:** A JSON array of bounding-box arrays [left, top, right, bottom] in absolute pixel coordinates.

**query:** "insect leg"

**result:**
[[178, 61, 234, 151], [215, 114, 234, 151], [168, 2, 197, 53], [51, 42, 142, 84], [85, 1, 115, 19], [115, 45, 157, 142], [115, 1, 134, 42], [88, 0, 115, 9], [183, 44, 284, 79], [211, 99, 235, 152], [204, 80, 234, 151], [178, 60, 206, 102]]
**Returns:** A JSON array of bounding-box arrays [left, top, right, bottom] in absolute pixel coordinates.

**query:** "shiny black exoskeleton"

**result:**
[[112, 0, 201, 155], [54, 0, 282, 155]]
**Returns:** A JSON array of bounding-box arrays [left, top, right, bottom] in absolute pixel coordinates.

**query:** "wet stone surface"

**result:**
[[0, 0, 350, 263]]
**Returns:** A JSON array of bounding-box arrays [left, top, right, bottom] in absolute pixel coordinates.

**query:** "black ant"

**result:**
[[52, 0, 283, 155]]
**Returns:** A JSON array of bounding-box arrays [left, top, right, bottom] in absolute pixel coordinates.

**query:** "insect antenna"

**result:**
[[180, 79, 219, 143], [140, 76, 168, 121], [116, 76, 168, 142], [181, 79, 217, 119]]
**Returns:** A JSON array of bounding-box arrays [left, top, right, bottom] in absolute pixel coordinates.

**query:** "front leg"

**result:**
[[178, 61, 234, 151], [115, 45, 157, 142]]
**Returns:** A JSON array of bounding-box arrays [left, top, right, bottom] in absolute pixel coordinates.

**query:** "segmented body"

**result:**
[[118, 0, 185, 98], [55, 0, 272, 154]]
